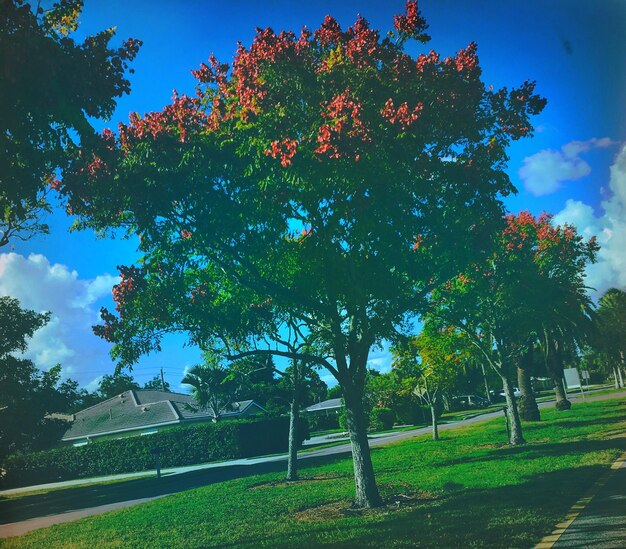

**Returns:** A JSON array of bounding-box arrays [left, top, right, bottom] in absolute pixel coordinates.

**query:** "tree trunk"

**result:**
[[481, 362, 492, 403], [501, 375, 525, 445], [286, 397, 299, 481], [343, 385, 383, 508], [517, 349, 540, 421], [618, 362, 625, 388], [547, 342, 571, 410], [553, 375, 571, 410], [430, 404, 439, 441], [286, 361, 301, 481], [614, 367, 621, 389]]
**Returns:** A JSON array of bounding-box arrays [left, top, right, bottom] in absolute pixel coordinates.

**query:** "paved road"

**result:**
[[1, 389, 624, 539]]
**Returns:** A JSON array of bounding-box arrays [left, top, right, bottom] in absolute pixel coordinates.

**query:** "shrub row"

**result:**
[[0, 416, 309, 489]]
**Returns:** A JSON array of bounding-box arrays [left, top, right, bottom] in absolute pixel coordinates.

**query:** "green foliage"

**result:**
[[0, 416, 308, 489], [181, 353, 237, 420], [0, 297, 85, 458], [592, 288, 626, 372], [392, 322, 466, 409], [97, 373, 140, 399], [429, 212, 597, 385], [307, 413, 340, 431], [0, 0, 140, 247], [369, 407, 395, 431], [56, 3, 545, 505], [326, 385, 343, 399], [142, 375, 171, 391], [0, 296, 50, 356], [338, 408, 348, 431], [394, 402, 428, 426], [58, 1, 545, 411], [229, 356, 284, 409]]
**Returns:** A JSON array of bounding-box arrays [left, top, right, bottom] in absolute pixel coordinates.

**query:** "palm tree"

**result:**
[[595, 288, 626, 387], [537, 277, 595, 410], [181, 354, 236, 421]]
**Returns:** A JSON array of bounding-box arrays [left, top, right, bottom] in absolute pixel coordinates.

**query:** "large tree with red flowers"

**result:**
[[57, 2, 545, 507]]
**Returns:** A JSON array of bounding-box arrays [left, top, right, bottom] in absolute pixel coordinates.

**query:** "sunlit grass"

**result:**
[[2, 397, 625, 548]]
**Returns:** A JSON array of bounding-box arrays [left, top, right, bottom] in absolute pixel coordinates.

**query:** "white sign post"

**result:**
[[581, 370, 591, 391]]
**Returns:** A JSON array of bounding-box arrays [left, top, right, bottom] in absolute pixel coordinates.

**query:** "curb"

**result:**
[[534, 450, 626, 548]]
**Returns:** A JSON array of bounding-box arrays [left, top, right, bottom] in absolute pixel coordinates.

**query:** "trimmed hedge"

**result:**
[[0, 416, 309, 489], [308, 413, 340, 432]]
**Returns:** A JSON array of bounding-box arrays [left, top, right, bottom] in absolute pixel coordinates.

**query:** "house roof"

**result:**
[[62, 390, 265, 441], [305, 398, 343, 412]]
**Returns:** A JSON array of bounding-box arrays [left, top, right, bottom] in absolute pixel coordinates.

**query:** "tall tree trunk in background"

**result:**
[[614, 367, 621, 389], [501, 375, 525, 445], [430, 404, 439, 441], [517, 347, 540, 421], [481, 362, 492, 403], [286, 361, 300, 481], [551, 344, 571, 410], [343, 378, 383, 508]]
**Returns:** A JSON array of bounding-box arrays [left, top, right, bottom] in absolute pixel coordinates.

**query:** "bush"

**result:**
[[307, 413, 340, 432], [0, 416, 308, 489], [369, 407, 395, 431], [395, 403, 428, 426], [338, 409, 348, 431]]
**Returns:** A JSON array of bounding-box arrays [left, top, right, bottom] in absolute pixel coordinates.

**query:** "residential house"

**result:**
[[61, 390, 266, 445]]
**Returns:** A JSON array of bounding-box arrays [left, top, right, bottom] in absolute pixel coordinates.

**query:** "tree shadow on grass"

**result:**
[[547, 416, 626, 429], [0, 452, 350, 525], [434, 437, 626, 469], [227, 465, 610, 548]]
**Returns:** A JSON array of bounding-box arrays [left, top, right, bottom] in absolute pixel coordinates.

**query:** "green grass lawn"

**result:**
[[3, 397, 625, 548]]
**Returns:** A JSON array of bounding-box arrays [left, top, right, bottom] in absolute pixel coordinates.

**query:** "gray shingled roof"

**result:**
[[62, 390, 264, 441], [305, 398, 343, 412]]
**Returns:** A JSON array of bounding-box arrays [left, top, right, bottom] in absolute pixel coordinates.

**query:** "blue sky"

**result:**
[[2, 0, 624, 391]]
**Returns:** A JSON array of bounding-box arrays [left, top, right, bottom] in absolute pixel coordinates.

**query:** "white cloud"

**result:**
[[520, 137, 615, 196], [367, 344, 392, 374], [0, 253, 120, 386], [553, 144, 626, 295]]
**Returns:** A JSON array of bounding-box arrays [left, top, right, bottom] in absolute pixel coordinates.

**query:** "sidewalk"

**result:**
[[536, 451, 626, 548]]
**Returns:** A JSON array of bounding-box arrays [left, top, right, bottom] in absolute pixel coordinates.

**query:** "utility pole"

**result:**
[[160, 368, 166, 392]]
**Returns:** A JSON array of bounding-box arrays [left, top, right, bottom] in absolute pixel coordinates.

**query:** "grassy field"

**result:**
[[3, 396, 625, 548]]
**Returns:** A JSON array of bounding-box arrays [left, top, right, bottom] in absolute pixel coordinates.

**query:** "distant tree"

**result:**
[[529, 217, 596, 411], [326, 385, 343, 400], [0, 297, 80, 457], [593, 288, 626, 387], [97, 372, 140, 399], [430, 212, 596, 444], [182, 353, 237, 421], [230, 356, 284, 410], [0, 0, 141, 247], [143, 374, 171, 392], [392, 323, 467, 440]]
